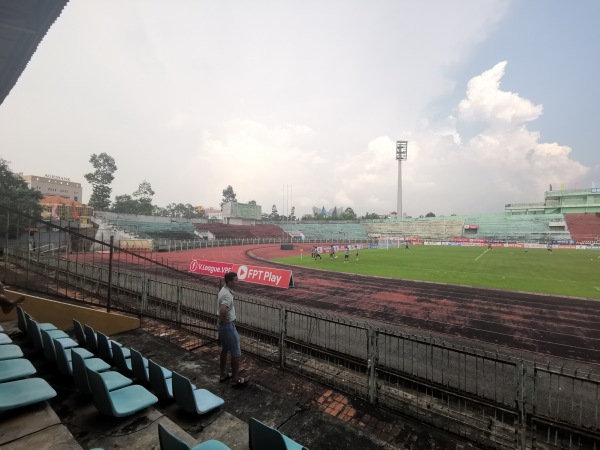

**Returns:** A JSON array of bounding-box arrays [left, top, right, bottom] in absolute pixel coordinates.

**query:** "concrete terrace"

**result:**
[[0, 310, 480, 450]]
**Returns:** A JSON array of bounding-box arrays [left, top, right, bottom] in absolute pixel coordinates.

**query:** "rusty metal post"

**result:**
[[279, 307, 287, 368], [107, 235, 114, 313]]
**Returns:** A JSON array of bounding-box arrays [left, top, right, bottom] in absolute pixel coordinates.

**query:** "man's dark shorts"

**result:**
[[218, 321, 241, 357]]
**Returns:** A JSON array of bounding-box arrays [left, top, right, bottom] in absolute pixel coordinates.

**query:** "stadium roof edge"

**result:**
[[0, 0, 69, 107]]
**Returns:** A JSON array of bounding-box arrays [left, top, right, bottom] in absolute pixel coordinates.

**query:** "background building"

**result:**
[[22, 174, 82, 201]]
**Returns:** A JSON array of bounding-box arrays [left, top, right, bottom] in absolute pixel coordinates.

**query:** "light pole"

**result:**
[[396, 141, 408, 219]]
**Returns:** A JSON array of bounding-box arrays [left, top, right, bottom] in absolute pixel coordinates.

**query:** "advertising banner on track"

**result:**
[[188, 259, 294, 288]]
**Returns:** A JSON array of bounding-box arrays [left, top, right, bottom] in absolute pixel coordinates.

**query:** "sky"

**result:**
[[1, 0, 598, 218]]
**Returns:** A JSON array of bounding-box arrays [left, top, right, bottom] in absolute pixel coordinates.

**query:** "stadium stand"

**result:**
[[564, 213, 600, 243], [278, 223, 370, 241], [458, 213, 572, 242], [362, 218, 464, 241], [93, 212, 198, 241], [193, 223, 288, 240]]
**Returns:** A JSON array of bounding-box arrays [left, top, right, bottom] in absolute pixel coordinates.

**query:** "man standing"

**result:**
[[217, 272, 248, 387]]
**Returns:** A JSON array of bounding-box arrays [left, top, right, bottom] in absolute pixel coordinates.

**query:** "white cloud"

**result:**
[[458, 61, 543, 125]]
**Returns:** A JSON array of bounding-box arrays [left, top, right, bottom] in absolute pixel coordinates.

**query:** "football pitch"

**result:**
[[274, 245, 600, 299]]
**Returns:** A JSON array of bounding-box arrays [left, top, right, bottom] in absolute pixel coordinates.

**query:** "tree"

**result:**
[[425, 212, 436, 217], [340, 207, 357, 220], [288, 206, 296, 221], [248, 200, 256, 205], [84, 153, 117, 211], [362, 212, 380, 220], [301, 214, 313, 221], [112, 194, 138, 214], [0, 159, 43, 238], [133, 180, 155, 215], [270, 204, 279, 221], [221, 185, 237, 206]]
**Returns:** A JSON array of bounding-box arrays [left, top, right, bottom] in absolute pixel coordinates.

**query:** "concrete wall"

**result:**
[[3, 289, 139, 335]]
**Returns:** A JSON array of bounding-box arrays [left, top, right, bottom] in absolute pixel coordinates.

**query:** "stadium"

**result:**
[[1, 2, 600, 450], [2, 185, 600, 449]]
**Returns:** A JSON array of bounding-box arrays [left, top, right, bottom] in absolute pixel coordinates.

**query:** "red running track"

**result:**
[[90, 244, 600, 364]]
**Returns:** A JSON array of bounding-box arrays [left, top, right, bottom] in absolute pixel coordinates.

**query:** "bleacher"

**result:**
[[193, 223, 288, 240], [363, 218, 465, 241], [278, 223, 370, 241], [459, 213, 572, 242], [104, 218, 198, 240], [92, 212, 199, 243], [564, 213, 600, 243]]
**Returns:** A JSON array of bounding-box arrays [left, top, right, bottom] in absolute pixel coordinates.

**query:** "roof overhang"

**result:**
[[0, 0, 69, 106]]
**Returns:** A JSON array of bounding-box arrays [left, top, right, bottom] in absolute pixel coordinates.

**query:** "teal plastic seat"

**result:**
[[0, 333, 12, 344], [158, 423, 231, 450], [40, 329, 78, 362], [27, 317, 70, 351], [0, 344, 24, 361], [18, 308, 56, 340], [71, 348, 128, 394], [84, 324, 98, 352], [73, 319, 86, 345], [97, 332, 131, 362], [0, 324, 3, 332], [0, 358, 37, 382], [54, 339, 97, 376], [248, 418, 306, 450], [0, 377, 57, 412], [171, 371, 224, 415], [112, 343, 133, 373], [148, 359, 173, 400], [130, 348, 149, 383], [86, 368, 158, 417]]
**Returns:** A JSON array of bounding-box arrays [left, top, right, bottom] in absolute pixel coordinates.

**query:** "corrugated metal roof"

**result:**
[[0, 0, 69, 106]]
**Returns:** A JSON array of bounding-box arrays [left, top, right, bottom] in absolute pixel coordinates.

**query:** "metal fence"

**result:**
[[1, 207, 599, 449]]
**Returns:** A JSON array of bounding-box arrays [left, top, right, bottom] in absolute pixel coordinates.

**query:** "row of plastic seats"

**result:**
[[0, 310, 58, 413], [71, 322, 307, 449], [73, 320, 225, 416]]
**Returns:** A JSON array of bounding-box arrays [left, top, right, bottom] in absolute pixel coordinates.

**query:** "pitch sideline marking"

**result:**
[[474, 249, 489, 262]]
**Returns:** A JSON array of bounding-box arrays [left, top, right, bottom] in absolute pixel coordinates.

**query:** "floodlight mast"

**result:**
[[395, 141, 408, 219]]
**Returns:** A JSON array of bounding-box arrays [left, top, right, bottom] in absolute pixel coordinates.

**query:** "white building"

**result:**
[[22, 174, 82, 202]]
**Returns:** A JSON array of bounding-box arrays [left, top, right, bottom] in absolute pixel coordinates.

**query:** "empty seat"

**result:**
[[171, 371, 224, 415], [73, 319, 86, 345], [0, 333, 12, 344], [0, 378, 57, 412], [16, 306, 56, 338], [0, 344, 24, 361], [112, 343, 133, 373], [40, 329, 79, 363], [0, 358, 37, 382], [148, 359, 173, 400], [84, 324, 98, 352], [97, 332, 131, 362], [27, 317, 71, 351], [54, 339, 102, 377], [87, 368, 158, 417], [248, 417, 306, 450], [130, 348, 149, 383], [71, 348, 129, 394], [158, 423, 231, 450]]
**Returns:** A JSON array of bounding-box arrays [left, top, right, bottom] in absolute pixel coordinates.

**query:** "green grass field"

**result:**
[[274, 246, 600, 299]]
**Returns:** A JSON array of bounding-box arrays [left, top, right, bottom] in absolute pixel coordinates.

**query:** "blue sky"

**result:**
[[0, 0, 598, 217]]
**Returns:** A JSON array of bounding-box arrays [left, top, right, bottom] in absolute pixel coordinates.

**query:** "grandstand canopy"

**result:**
[[0, 0, 69, 106]]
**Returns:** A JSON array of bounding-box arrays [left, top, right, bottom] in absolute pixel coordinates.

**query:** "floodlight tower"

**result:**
[[395, 141, 407, 219]]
